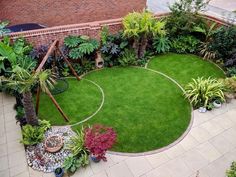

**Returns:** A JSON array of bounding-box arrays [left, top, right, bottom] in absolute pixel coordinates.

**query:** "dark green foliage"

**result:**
[[100, 28, 129, 67], [171, 35, 200, 54], [118, 49, 137, 66], [226, 67, 236, 77], [20, 124, 45, 145], [211, 26, 236, 59], [62, 153, 89, 173], [64, 35, 99, 60], [227, 161, 236, 177], [166, 0, 208, 37], [153, 36, 171, 53]]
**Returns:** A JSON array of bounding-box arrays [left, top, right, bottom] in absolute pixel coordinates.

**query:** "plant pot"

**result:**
[[213, 100, 222, 108], [90, 155, 101, 163], [54, 167, 64, 177], [198, 107, 207, 113]]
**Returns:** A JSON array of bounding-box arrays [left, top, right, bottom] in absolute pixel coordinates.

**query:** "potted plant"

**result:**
[[213, 99, 222, 108], [54, 167, 64, 177], [206, 102, 214, 111], [84, 125, 117, 162]]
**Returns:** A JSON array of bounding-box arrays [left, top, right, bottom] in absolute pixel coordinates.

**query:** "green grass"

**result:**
[[36, 78, 102, 125], [38, 54, 225, 153], [148, 53, 225, 86], [72, 67, 191, 152]]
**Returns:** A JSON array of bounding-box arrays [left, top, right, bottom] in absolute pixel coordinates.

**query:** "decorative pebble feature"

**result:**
[[25, 126, 75, 173]]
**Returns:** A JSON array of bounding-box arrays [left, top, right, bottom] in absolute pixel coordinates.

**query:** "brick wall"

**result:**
[[0, 0, 146, 27], [9, 13, 229, 48]]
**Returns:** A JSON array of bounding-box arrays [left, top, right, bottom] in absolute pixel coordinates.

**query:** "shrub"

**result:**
[[118, 49, 137, 66], [20, 124, 45, 145], [223, 76, 236, 93], [39, 119, 51, 132], [20, 120, 51, 145], [171, 35, 200, 54], [211, 26, 236, 59], [153, 36, 171, 53], [100, 27, 129, 67], [226, 161, 236, 177], [123, 11, 166, 58], [226, 67, 236, 77], [84, 125, 116, 161], [62, 155, 81, 173], [66, 128, 86, 156], [0, 21, 10, 37], [185, 77, 226, 108], [64, 35, 99, 60]]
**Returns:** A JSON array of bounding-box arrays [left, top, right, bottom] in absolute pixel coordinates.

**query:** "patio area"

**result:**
[[1, 92, 236, 177]]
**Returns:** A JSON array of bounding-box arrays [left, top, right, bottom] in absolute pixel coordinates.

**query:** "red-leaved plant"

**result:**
[[84, 124, 117, 161]]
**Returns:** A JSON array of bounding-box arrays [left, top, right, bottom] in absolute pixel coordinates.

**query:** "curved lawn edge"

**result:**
[[70, 78, 105, 127], [147, 53, 225, 86], [106, 66, 194, 156]]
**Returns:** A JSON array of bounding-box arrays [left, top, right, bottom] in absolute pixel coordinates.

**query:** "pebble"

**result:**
[[25, 126, 75, 173]]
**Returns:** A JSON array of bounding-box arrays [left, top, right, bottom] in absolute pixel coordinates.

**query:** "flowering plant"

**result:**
[[84, 124, 116, 161]]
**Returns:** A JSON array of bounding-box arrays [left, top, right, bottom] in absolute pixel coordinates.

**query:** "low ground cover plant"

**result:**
[[20, 120, 51, 145], [227, 161, 236, 177]]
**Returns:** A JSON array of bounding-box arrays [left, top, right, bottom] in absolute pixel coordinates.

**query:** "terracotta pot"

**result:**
[[45, 135, 63, 153]]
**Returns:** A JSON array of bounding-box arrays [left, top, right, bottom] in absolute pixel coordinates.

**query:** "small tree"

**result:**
[[0, 65, 55, 125], [123, 11, 166, 59]]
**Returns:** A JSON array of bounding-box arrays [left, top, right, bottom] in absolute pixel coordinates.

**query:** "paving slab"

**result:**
[[145, 152, 170, 168], [106, 162, 134, 177], [125, 157, 152, 177]]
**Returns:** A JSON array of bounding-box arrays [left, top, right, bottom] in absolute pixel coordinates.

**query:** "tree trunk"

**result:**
[[132, 38, 140, 59], [22, 91, 39, 126], [138, 35, 148, 59]]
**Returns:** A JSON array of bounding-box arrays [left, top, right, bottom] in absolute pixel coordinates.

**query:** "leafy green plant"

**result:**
[[66, 128, 86, 156], [39, 120, 51, 132], [223, 76, 236, 93], [20, 124, 45, 145], [153, 36, 171, 53], [226, 161, 236, 177], [118, 49, 137, 66], [226, 67, 236, 77], [100, 28, 129, 67], [123, 11, 166, 58], [64, 35, 99, 60], [211, 26, 236, 59], [62, 155, 81, 173], [184, 77, 226, 108], [0, 21, 10, 37], [171, 35, 200, 54]]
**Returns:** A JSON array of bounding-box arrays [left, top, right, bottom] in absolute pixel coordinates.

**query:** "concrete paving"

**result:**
[[147, 0, 236, 24], [0, 92, 236, 177]]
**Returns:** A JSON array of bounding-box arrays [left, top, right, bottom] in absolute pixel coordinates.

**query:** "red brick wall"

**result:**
[[9, 13, 229, 48], [0, 0, 146, 27]]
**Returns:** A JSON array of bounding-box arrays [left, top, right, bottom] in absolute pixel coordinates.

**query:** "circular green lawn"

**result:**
[[73, 67, 191, 152], [37, 78, 103, 125], [38, 54, 225, 153], [148, 53, 225, 86]]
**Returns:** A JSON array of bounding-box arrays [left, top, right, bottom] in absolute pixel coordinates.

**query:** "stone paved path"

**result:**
[[1, 91, 236, 177]]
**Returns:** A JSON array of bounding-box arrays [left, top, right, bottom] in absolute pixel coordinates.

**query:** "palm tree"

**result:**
[[0, 64, 55, 125], [123, 11, 166, 58]]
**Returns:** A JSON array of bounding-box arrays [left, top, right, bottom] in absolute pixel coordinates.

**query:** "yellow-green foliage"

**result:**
[[122, 11, 166, 38], [223, 76, 236, 93], [185, 77, 226, 107]]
